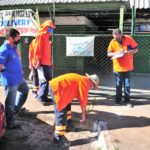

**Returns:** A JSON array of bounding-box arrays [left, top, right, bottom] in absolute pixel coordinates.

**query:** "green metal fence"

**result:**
[[134, 35, 150, 73], [0, 34, 150, 87], [52, 34, 113, 83]]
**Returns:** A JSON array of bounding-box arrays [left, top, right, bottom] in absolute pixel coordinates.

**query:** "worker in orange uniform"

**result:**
[[48, 73, 100, 147], [29, 39, 39, 98], [33, 20, 56, 105], [107, 28, 138, 107]]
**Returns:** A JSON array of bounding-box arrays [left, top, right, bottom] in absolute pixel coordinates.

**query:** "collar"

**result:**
[[4, 41, 16, 49]]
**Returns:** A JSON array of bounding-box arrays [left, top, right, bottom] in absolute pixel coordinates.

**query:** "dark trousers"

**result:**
[[32, 68, 39, 93], [49, 85, 71, 136], [114, 72, 130, 103], [37, 65, 52, 101], [54, 103, 71, 136]]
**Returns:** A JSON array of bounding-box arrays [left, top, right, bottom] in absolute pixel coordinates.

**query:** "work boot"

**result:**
[[14, 107, 27, 116], [53, 134, 71, 147], [6, 123, 21, 130], [124, 102, 134, 108], [38, 98, 52, 106]]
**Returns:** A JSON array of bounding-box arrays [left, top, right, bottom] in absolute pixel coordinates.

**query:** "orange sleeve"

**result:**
[[29, 41, 34, 64], [78, 79, 90, 110], [129, 37, 138, 49], [36, 35, 44, 60], [108, 40, 114, 52]]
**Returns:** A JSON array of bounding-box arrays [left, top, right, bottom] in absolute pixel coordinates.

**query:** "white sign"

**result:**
[[66, 36, 94, 56], [0, 9, 40, 37]]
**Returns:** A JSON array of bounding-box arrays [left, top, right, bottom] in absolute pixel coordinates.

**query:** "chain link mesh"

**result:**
[[0, 34, 150, 87]]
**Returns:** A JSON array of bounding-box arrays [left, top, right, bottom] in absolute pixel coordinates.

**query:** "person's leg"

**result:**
[[32, 68, 39, 97], [124, 71, 131, 104], [49, 86, 70, 147], [4, 85, 18, 126], [66, 104, 71, 122], [53, 104, 70, 147], [66, 103, 74, 132], [15, 79, 29, 113], [114, 72, 123, 104], [37, 65, 52, 102]]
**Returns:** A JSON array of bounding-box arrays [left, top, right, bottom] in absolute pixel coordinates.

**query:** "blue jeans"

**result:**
[[114, 72, 130, 103], [4, 79, 29, 125], [37, 65, 52, 101]]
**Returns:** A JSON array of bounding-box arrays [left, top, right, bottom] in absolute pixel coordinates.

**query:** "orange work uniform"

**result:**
[[49, 73, 91, 136], [49, 73, 91, 111], [108, 35, 138, 72], [29, 39, 38, 66]]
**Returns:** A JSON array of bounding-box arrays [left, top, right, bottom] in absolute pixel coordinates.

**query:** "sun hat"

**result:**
[[86, 73, 100, 88]]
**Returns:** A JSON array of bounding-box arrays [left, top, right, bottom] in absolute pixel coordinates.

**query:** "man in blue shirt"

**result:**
[[0, 28, 29, 129]]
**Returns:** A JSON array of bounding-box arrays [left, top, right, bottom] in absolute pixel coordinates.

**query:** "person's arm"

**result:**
[[0, 48, 8, 72], [107, 40, 124, 57], [107, 49, 124, 57], [124, 36, 138, 55], [80, 107, 86, 122], [35, 35, 43, 68], [0, 64, 3, 72], [124, 48, 138, 54]]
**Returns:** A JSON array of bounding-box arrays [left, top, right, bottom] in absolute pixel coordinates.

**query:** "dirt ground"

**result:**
[[0, 87, 100, 150], [0, 86, 150, 150]]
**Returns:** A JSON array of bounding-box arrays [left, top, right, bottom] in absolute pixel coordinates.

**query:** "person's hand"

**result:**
[[35, 60, 41, 69], [118, 49, 124, 55], [29, 63, 33, 70], [80, 109, 86, 122]]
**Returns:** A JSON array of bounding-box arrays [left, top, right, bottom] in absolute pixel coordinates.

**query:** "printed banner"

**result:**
[[66, 36, 94, 56], [0, 9, 40, 37]]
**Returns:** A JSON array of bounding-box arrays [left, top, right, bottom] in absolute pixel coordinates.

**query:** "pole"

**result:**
[[51, 0, 55, 78], [131, 0, 136, 36], [119, 4, 125, 32]]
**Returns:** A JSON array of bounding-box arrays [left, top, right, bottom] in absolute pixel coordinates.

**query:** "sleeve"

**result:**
[[107, 40, 114, 52], [0, 48, 8, 65], [78, 80, 89, 110], [36, 35, 44, 60], [29, 42, 33, 63], [130, 37, 138, 49]]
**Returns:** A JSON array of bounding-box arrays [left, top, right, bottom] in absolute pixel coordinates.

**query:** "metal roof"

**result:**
[[130, 0, 150, 9], [0, 0, 149, 9], [0, 0, 127, 6]]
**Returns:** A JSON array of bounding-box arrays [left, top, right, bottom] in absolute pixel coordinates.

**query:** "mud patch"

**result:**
[[0, 112, 102, 150]]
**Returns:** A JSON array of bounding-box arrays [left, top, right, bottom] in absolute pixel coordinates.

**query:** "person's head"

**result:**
[[39, 20, 56, 35], [112, 28, 123, 42], [6, 28, 20, 45], [86, 73, 100, 90]]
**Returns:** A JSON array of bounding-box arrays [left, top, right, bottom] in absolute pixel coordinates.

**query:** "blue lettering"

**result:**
[[17, 19, 21, 26], [13, 20, 18, 26], [27, 20, 30, 26], [22, 19, 26, 26], [0, 21, 3, 26], [0, 19, 31, 27], [7, 20, 12, 26]]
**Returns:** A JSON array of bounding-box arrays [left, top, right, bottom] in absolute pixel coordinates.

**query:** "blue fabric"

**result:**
[[0, 41, 23, 86], [47, 27, 53, 33], [4, 79, 29, 125], [114, 72, 130, 103]]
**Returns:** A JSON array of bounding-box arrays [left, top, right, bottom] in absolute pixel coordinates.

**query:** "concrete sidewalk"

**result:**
[[0, 85, 150, 150]]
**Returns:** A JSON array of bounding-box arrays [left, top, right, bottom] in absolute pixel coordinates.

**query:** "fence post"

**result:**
[[119, 4, 125, 32], [131, 1, 136, 36]]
